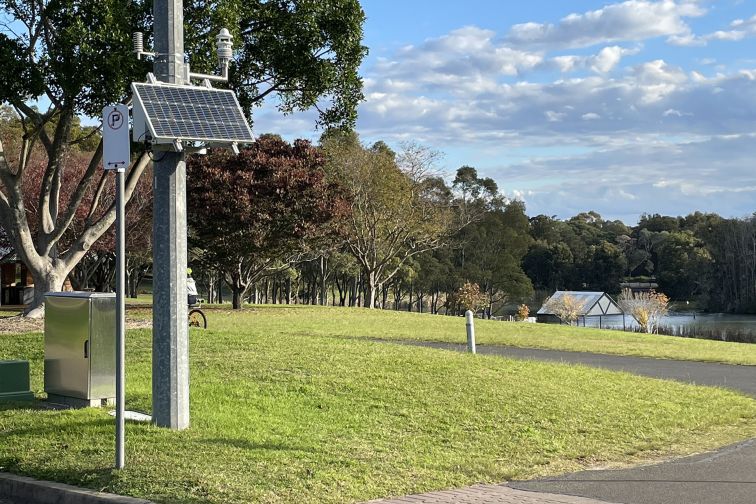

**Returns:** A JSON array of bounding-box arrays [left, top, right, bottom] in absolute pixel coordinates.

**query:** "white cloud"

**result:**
[[493, 135, 756, 221], [507, 0, 705, 49], [662, 108, 693, 117], [369, 26, 543, 96], [591, 46, 626, 73], [253, 3, 756, 221], [549, 45, 639, 74], [545, 110, 566, 122], [669, 13, 756, 46], [360, 54, 756, 147]]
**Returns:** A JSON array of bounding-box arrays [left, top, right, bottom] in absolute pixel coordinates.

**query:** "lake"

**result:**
[[579, 312, 756, 342]]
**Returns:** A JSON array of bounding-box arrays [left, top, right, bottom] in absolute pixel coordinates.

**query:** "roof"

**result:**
[[620, 282, 659, 289], [0, 249, 18, 264], [537, 291, 623, 317]]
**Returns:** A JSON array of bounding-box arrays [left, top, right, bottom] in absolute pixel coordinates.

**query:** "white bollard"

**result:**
[[465, 310, 476, 354]]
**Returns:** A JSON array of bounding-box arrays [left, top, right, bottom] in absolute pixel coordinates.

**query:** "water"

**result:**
[[578, 312, 756, 341]]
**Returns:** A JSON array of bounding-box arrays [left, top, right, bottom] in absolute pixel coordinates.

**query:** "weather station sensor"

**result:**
[[131, 28, 253, 153]]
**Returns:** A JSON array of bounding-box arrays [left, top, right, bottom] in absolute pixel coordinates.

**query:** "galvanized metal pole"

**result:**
[[115, 170, 126, 468], [465, 310, 476, 354], [152, 0, 190, 430]]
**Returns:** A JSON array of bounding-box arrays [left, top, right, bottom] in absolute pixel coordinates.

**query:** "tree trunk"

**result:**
[[206, 278, 214, 304], [319, 256, 328, 306], [350, 275, 358, 307], [364, 270, 378, 308], [232, 286, 242, 309], [24, 268, 67, 318]]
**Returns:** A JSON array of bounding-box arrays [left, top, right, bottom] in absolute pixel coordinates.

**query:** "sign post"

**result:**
[[103, 103, 130, 469]]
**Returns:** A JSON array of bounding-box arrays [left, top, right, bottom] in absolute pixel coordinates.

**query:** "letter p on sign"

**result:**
[[103, 104, 130, 172]]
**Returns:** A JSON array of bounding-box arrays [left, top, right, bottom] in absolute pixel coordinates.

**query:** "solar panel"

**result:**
[[131, 82, 254, 145]]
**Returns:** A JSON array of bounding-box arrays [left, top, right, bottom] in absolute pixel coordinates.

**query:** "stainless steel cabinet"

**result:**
[[44, 292, 116, 407]]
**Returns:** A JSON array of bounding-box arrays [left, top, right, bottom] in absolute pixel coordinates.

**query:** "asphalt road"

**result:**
[[510, 438, 756, 504], [389, 340, 756, 504]]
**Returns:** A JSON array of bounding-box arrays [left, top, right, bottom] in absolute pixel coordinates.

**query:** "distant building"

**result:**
[[0, 250, 34, 306], [620, 281, 659, 294], [537, 291, 623, 327]]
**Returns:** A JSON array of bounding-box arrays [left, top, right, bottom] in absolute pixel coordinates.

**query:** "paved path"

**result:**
[[509, 438, 756, 504], [375, 340, 756, 504], [366, 484, 617, 503]]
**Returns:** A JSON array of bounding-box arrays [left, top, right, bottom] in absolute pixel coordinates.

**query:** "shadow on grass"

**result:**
[[0, 414, 111, 437], [202, 437, 316, 454], [0, 400, 42, 412]]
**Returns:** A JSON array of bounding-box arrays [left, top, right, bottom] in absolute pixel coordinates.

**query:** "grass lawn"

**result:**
[[177, 305, 756, 366], [1, 307, 756, 503]]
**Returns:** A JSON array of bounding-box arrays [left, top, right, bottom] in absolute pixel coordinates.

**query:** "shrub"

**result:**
[[618, 289, 670, 333], [457, 282, 487, 313], [543, 294, 585, 325]]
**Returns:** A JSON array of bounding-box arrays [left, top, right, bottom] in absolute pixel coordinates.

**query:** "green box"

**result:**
[[0, 360, 35, 402]]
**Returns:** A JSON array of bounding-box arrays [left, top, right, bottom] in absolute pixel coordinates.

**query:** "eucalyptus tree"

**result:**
[[457, 202, 534, 317], [324, 135, 460, 309], [0, 0, 367, 316]]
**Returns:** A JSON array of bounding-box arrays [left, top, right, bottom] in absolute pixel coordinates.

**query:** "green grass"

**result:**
[[179, 305, 756, 366], [1, 307, 756, 503]]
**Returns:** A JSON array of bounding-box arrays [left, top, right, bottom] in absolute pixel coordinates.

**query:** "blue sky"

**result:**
[[255, 0, 756, 224]]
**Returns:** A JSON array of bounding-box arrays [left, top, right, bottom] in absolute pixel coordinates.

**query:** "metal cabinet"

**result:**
[[44, 292, 116, 407]]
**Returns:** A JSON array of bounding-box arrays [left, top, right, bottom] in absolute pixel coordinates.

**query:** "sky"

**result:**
[[254, 0, 756, 224]]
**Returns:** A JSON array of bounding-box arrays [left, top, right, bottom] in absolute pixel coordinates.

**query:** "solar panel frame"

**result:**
[[131, 82, 254, 145]]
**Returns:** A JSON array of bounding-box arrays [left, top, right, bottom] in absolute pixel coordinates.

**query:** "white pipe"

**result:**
[[465, 310, 476, 354]]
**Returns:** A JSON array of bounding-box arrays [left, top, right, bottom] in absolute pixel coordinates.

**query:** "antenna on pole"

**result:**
[[187, 27, 234, 84], [134, 27, 233, 84], [132, 32, 155, 60]]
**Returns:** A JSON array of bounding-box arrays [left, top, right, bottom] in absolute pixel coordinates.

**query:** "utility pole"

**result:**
[[151, 0, 190, 429]]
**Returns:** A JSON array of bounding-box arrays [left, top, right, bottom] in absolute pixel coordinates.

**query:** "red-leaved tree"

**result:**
[[187, 136, 350, 309]]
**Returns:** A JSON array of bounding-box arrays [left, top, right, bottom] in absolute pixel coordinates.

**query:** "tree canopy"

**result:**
[[0, 0, 367, 315], [187, 136, 350, 308]]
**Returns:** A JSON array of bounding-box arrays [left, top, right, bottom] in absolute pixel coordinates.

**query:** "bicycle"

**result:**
[[188, 298, 207, 329]]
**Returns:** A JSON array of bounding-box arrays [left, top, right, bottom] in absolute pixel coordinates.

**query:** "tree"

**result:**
[[184, 0, 367, 128], [703, 216, 756, 313], [618, 289, 669, 333], [456, 202, 533, 317], [523, 242, 573, 291], [187, 137, 350, 309], [0, 0, 367, 316], [0, 1, 151, 316], [324, 136, 459, 308], [654, 231, 711, 301], [516, 304, 530, 321], [456, 282, 487, 314], [581, 241, 627, 293], [543, 293, 585, 325], [452, 165, 500, 220]]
